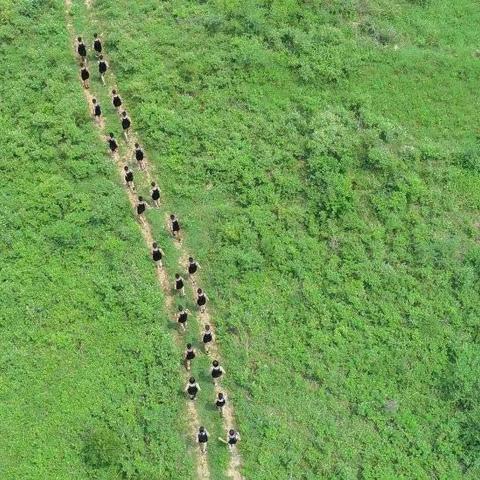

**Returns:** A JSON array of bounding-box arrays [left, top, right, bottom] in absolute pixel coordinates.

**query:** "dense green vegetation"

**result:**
[[91, 0, 480, 478], [0, 1, 193, 478]]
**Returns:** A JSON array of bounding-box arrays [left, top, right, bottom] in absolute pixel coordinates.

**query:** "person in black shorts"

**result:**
[[197, 426, 209, 454], [196, 288, 208, 313], [187, 256, 200, 284], [174, 273, 185, 296], [98, 55, 108, 85], [215, 392, 226, 416], [134, 143, 145, 170], [92, 33, 102, 56], [150, 182, 161, 207], [227, 429, 240, 449], [92, 98, 101, 123], [185, 376, 200, 400], [77, 37, 87, 62], [136, 196, 147, 223], [107, 132, 118, 153], [184, 343, 196, 371], [210, 360, 225, 385], [170, 214, 180, 240], [124, 165, 134, 190], [152, 242, 164, 268], [111, 89, 122, 111], [121, 111, 131, 141], [201, 324, 213, 354], [177, 306, 189, 332], [80, 63, 90, 89]]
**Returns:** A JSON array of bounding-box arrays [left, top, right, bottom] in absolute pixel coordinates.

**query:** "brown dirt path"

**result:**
[[64, 1, 209, 479]]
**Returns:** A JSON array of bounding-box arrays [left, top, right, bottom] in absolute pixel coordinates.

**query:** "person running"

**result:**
[[124, 165, 134, 190], [136, 196, 147, 223], [77, 37, 87, 62], [170, 214, 181, 240], [151, 242, 164, 268], [211, 360, 225, 385], [121, 111, 131, 141], [227, 429, 241, 449], [174, 273, 185, 296], [98, 55, 108, 85], [134, 143, 145, 170], [177, 306, 189, 332], [197, 426, 209, 454], [196, 288, 208, 313], [184, 343, 196, 371], [92, 98, 102, 123], [111, 89, 122, 110], [185, 376, 200, 400], [202, 324, 213, 354], [92, 33, 102, 55], [215, 392, 226, 416], [107, 132, 118, 153], [187, 256, 200, 284], [150, 182, 161, 207], [80, 63, 90, 89]]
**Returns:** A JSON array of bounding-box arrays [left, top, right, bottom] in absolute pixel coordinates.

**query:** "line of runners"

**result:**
[[75, 35, 241, 454]]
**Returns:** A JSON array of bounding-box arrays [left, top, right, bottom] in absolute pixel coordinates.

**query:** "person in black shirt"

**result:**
[[215, 392, 226, 416], [184, 343, 196, 371], [151, 242, 164, 268], [136, 196, 147, 223], [227, 429, 241, 449], [176, 306, 189, 332], [210, 360, 224, 385], [134, 143, 145, 170], [187, 256, 200, 284], [80, 63, 90, 89], [92, 98, 101, 123], [107, 132, 118, 153], [77, 37, 87, 62], [185, 377, 200, 400], [92, 33, 102, 55], [98, 55, 108, 85], [196, 288, 208, 313], [150, 181, 161, 207], [124, 165, 134, 190], [170, 214, 180, 240], [201, 324, 213, 354], [111, 89, 122, 110], [174, 273, 185, 296], [197, 426, 209, 454], [121, 111, 131, 141]]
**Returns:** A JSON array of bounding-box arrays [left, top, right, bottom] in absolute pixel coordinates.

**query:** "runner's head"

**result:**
[[187, 343, 192, 349], [189, 256, 194, 262], [109, 132, 114, 138], [92, 98, 97, 104], [212, 360, 219, 367], [112, 89, 117, 95], [199, 426, 205, 433], [189, 377, 195, 384], [94, 33, 98, 38], [218, 392, 224, 399], [135, 142, 139, 148], [205, 324, 210, 331], [151, 181, 156, 187], [122, 111, 127, 117], [197, 288, 203, 295], [152, 242, 157, 248], [99, 55, 104, 60], [178, 305, 184, 311], [77, 36, 82, 42], [124, 165, 129, 171], [175, 273, 180, 279], [170, 214, 175, 220], [138, 196, 143, 202], [229, 429, 235, 436]]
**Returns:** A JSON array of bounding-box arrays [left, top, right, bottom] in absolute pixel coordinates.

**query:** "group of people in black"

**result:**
[[76, 33, 241, 456]]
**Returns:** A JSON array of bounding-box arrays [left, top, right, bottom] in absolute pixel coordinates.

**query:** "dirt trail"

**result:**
[[64, 2, 209, 479], [66, 0, 244, 477]]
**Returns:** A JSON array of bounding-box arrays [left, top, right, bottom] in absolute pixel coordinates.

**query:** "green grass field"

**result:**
[[0, 1, 192, 478], [2, 0, 480, 479]]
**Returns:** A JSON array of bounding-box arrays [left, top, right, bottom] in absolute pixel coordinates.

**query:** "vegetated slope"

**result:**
[[0, 2, 192, 479], [91, 0, 480, 478]]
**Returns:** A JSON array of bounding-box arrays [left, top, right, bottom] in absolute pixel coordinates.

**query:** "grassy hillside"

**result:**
[[0, 1, 192, 478], [90, 0, 480, 478]]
